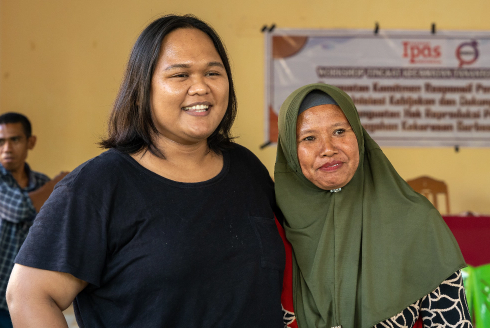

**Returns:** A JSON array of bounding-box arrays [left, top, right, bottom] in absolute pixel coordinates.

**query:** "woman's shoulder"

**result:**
[[227, 143, 270, 174], [227, 143, 264, 165], [57, 149, 133, 189]]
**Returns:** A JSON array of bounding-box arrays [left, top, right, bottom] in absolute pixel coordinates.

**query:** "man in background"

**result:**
[[0, 112, 68, 327]]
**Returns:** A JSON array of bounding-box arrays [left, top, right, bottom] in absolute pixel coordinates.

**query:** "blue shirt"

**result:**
[[0, 163, 49, 310]]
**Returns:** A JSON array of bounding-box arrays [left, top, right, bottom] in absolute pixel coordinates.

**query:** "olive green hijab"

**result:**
[[275, 83, 466, 328]]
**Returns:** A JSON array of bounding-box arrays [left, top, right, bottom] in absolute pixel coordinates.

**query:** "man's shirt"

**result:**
[[0, 163, 49, 310]]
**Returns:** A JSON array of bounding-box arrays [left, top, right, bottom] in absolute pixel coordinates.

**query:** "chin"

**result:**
[[188, 132, 214, 141], [322, 185, 342, 191], [187, 128, 217, 140], [315, 180, 345, 191], [1, 163, 16, 171]]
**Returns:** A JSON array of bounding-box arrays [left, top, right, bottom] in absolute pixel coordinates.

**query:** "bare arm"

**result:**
[[28, 172, 69, 212], [6, 264, 88, 328]]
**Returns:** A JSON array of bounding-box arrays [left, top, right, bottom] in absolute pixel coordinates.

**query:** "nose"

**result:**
[[320, 137, 338, 157], [188, 76, 210, 96]]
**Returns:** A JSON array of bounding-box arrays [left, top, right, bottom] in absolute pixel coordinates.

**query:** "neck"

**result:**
[[157, 135, 214, 161], [8, 163, 29, 188], [131, 137, 223, 183]]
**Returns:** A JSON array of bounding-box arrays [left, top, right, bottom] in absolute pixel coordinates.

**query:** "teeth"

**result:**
[[182, 104, 209, 112]]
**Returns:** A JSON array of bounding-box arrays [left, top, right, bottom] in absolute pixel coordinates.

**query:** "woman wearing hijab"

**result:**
[[275, 83, 472, 328]]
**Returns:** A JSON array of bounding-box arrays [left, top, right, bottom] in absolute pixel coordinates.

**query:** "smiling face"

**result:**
[[296, 104, 360, 190], [0, 123, 36, 174], [150, 28, 229, 147]]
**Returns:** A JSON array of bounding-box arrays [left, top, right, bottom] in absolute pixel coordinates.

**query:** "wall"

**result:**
[[1, 0, 489, 214]]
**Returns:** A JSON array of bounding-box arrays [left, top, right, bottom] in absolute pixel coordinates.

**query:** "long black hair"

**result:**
[[100, 14, 237, 157]]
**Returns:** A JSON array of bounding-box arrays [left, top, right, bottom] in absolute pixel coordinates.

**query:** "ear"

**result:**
[[27, 135, 37, 150]]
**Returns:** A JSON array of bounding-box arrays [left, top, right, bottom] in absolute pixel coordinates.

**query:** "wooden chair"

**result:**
[[406, 176, 450, 214]]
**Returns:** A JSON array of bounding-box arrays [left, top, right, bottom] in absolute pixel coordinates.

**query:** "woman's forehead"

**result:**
[[296, 104, 350, 130], [297, 104, 346, 121]]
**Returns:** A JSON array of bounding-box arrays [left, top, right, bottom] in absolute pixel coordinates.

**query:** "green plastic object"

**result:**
[[462, 266, 475, 322], [462, 264, 490, 327]]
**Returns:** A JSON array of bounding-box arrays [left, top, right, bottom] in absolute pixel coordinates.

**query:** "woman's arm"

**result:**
[[373, 271, 472, 328], [6, 264, 88, 328], [419, 270, 472, 327]]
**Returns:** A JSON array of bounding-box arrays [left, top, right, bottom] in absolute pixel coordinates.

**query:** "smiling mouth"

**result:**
[[182, 104, 209, 112], [320, 162, 343, 171]]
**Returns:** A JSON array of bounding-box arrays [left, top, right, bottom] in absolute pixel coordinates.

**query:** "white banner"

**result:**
[[265, 29, 490, 147]]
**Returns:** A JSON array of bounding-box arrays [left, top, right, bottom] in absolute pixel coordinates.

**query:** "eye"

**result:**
[[333, 129, 346, 136], [302, 136, 315, 142], [171, 73, 188, 78], [206, 71, 221, 77]]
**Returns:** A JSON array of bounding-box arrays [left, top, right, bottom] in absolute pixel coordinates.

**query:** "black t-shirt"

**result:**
[[16, 145, 285, 328]]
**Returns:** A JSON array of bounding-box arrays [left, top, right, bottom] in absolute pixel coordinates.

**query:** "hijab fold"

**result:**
[[275, 83, 466, 328]]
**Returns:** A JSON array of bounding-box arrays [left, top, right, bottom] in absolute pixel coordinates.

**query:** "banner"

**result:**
[[265, 29, 490, 147]]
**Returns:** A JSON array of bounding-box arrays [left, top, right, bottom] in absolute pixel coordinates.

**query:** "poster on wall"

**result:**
[[264, 29, 490, 147]]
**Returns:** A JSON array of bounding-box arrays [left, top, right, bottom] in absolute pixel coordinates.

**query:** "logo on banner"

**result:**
[[402, 41, 441, 64], [455, 41, 479, 67]]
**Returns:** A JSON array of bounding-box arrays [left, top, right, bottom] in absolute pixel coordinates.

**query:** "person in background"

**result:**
[[274, 83, 472, 328], [7, 15, 284, 327], [0, 112, 67, 328]]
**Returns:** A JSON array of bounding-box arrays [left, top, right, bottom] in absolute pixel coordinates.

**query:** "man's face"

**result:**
[[0, 123, 35, 173]]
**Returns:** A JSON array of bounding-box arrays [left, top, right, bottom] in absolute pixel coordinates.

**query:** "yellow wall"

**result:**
[[1, 0, 489, 214]]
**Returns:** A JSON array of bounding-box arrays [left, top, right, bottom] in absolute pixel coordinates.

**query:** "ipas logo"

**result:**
[[402, 41, 441, 64], [455, 41, 479, 67]]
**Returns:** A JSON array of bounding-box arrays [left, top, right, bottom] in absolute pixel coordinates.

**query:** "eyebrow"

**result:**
[[296, 129, 314, 138], [164, 61, 225, 71], [332, 122, 351, 127], [0, 135, 23, 139], [297, 122, 351, 136], [0, 135, 23, 141], [299, 122, 349, 131]]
